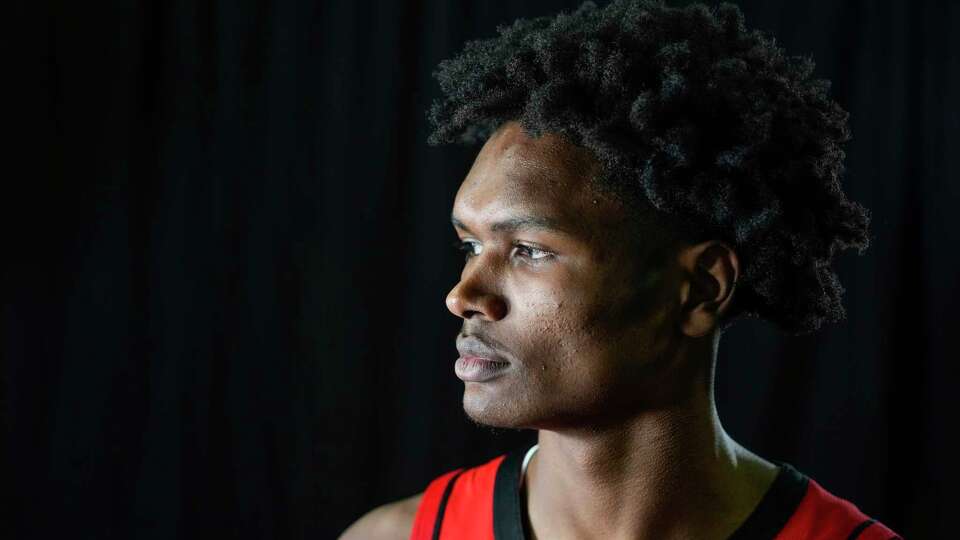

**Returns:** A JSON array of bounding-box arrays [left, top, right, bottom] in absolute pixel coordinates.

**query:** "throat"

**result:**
[[520, 435, 781, 540]]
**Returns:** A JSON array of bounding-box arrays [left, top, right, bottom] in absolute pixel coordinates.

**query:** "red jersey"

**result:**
[[411, 444, 902, 540]]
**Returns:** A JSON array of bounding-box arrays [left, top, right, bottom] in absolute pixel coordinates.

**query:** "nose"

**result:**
[[445, 266, 508, 321]]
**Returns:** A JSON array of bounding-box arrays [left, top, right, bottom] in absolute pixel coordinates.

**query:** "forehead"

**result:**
[[453, 122, 614, 231]]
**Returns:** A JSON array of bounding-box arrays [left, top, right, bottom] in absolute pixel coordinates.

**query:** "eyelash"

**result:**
[[451, 240, 552, 263]]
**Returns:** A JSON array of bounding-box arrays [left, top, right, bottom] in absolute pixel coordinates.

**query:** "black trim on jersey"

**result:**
[[726, 459, 810, 540], [847, 518, 877, 539], [491, 444, 812, 540], [493, 446, 527, 540], [432, 469, 466, 540]]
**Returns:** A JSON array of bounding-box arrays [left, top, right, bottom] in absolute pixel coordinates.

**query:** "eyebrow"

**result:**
[[450, 213, 576, 236]]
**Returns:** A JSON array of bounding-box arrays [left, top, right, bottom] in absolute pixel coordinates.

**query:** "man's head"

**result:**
[[447, 120, 739, 429], [430, 0, 871, 429]]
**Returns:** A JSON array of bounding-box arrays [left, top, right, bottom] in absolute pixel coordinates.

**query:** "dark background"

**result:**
[[6, 0, 958, 538]]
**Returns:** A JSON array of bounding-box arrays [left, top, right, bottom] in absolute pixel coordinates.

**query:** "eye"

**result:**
[[513, 243, 552, 261], [452, 239, 480, 260], [450, 240, 552, 263]]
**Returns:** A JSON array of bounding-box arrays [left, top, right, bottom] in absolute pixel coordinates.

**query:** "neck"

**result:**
[[524, 362, 774, 539]]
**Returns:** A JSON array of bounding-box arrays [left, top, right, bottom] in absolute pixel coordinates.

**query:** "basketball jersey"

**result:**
[[410, 443, 903, 540]]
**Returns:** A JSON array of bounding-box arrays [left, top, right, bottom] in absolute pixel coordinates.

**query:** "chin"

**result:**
[[461, 383, 533, 429]]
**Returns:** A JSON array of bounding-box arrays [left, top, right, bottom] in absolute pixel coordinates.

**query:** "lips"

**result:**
[[455, 355, 510, 382], [455, 336, 511, 364], [454, 335, 512, 382]]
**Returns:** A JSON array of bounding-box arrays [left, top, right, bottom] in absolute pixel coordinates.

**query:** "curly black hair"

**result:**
[[426, 0, 871, 336]]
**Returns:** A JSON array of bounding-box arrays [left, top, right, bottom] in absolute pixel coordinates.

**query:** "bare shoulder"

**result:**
[[338, 492, 424, 540]]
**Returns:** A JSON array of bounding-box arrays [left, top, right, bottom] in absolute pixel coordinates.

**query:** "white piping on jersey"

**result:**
[[521, 444, 539, 479]]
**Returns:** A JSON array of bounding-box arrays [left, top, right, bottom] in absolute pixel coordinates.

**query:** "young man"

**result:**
[[342, 1, 901, 538]]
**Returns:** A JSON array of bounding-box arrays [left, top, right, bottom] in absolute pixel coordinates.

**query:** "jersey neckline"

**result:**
[[493, 442, 809, 540]]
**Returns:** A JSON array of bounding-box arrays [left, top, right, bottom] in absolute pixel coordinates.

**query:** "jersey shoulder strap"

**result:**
[[409, 454, 507, 540], [410, 467, 463, 540], [776, 474, 902, 540]]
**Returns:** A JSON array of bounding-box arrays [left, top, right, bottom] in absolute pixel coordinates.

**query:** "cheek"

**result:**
[[549, 278, 666, 384], [519, 288, 616, 382], [509, 262, 664, 379], [515, 294, 568, 363]]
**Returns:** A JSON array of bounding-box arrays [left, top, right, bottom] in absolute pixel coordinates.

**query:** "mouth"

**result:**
[[454, 355, 510, 382]]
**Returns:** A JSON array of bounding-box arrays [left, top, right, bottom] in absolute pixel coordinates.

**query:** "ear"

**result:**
[[675, 240, 740, 338]]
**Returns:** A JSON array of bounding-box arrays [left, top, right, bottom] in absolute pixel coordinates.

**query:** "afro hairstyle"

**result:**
[[426, 0, 871, 336]]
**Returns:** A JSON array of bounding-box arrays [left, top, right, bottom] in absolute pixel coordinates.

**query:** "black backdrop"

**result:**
[[6, 0, 958, 538]]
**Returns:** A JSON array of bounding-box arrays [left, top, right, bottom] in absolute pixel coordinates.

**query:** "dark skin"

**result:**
[[340, 120, 780, 540]]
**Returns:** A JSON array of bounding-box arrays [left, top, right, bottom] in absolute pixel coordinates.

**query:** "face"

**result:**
[[446, 121, 686, 431]]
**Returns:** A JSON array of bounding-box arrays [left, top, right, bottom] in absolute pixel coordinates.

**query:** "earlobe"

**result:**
[[681, 296, 719, 339]]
